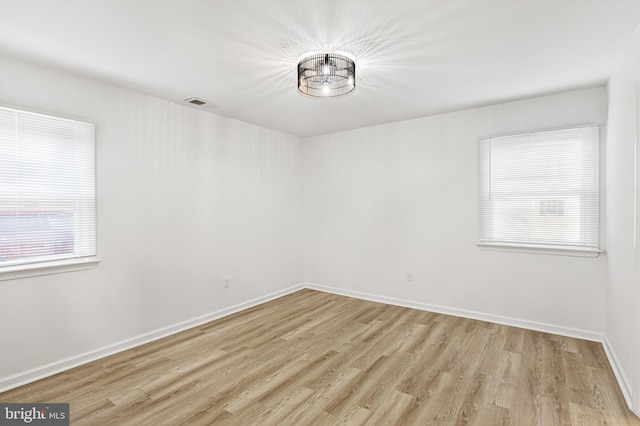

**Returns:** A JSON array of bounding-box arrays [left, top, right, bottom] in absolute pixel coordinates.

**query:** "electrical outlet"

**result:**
[[223, 276, 230, 288], [406, 271, 414, 282]]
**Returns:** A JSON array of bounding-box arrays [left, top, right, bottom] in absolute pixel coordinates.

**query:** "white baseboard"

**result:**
[[304, 283, 603, 342], [0, 283, 305, 393], [602, 335, 633, 408]]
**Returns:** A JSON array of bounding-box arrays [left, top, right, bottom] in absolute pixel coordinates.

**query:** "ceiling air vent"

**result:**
[[182, 97, 220, 110]]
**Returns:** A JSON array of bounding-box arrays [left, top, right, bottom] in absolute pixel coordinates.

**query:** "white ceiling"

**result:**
[[1, 0, 640, 137]]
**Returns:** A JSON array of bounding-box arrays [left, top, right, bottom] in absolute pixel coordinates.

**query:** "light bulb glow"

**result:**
[[322, 84, 330, 95]]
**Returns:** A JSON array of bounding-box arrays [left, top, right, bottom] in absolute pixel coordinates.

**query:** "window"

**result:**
[[0, 106, 96, 274], [478, 126, 600, 256]]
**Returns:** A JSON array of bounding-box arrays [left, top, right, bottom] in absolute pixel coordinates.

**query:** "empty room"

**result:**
[[2, 0, 640, 425]]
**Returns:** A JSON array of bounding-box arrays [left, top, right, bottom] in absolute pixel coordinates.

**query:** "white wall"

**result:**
[[0, 54, 304, 387], [304, 87, 607, 335], [605, 23, 640, 412], [0, 51, 624, 401]]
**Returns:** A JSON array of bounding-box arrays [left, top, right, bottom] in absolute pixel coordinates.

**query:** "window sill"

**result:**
[[0, 257, 101, 281], [477, 242, 602, 257]]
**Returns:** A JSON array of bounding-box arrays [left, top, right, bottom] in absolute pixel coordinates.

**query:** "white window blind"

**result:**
[[479, 126, 599, 253], [0, 106, 96, 268]]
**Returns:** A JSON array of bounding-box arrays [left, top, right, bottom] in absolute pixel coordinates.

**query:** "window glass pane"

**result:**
[[479, 126, 599, 250], [0, 106, 96, 266]]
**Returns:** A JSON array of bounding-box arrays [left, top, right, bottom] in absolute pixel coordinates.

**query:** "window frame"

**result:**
[[477, 125, 602, 257], [0, 104, 100, 280]]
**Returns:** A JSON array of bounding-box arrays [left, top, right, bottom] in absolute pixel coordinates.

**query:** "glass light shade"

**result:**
[[297, 53, 356, 99]]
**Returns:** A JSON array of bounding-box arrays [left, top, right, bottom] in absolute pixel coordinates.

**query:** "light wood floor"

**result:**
[[1, 289, 638, 425]]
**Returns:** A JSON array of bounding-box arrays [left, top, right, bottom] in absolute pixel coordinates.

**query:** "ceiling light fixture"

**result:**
[[297, 53, 356, 100]]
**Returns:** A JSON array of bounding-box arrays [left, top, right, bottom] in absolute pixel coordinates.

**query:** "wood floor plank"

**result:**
[[367, 390, 415, 425], [1, 289, 638, 425], [253, 386, 316, 424], [503, 326, 525, 354], [491, 350, 521, 409]]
